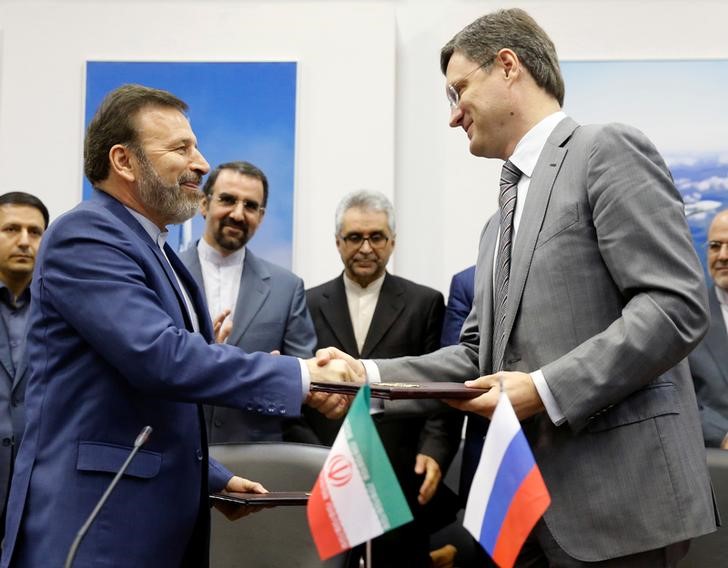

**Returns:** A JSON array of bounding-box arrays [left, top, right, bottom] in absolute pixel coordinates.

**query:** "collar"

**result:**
[[124, 206, 169, 250], [716, 285, 728, 306], [509, 110, 567, 177], [197, 238, 246, 268], [0, 280, 30, 307], [343, 272, 385, 296]]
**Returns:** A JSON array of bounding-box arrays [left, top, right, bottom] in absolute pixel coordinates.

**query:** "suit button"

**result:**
[[2, 438, 11, 447], [246, 404, 254, 411], [279, 407, 286, 415], [256, 406, 263, 413], [214, 419, 223, 427], [267, 406, 275, 414], [195, 448, 203, 461]]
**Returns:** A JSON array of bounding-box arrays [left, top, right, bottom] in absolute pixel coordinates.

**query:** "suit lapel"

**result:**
[[361, 273, 405, 358], [229, 251, 270, 346], [478, 216, 498, 372], [166, 244, 213, 341], [319, 276, 359, 356], [0, 310, 14, 379], [498, 118, 577, 359], [11, 315, 31, 391]]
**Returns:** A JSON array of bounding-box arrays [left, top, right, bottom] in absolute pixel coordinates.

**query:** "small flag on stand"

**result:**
[[463, 388, 551, 568], [307, 384, 412, 561]]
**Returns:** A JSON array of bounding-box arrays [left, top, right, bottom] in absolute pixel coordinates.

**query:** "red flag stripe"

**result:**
[[307, 481, 349, 560]]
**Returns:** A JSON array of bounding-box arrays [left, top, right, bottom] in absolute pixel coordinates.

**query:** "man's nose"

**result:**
[[449, 105, 463, 128], [191, 147, 210, 176], [359, 238, 374, 253], [17, 229, 31, 246], [229, 201, 245, 220], [718, 243, 728, 260]]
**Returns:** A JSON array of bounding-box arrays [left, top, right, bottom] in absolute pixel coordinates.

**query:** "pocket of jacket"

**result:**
[[535, 204, 580, 249], [586, 382, 678, 433], [76, 441, 162, 479]]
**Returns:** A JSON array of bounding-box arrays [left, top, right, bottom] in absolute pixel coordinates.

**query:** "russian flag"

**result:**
[[463, 389, 551, 568]]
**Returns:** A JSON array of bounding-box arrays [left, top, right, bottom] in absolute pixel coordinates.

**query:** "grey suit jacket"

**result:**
[[180, 244, 316, 442], [378, 118, 716, 561], [0, 307, 28, 521], [690, 285, 728, 447]]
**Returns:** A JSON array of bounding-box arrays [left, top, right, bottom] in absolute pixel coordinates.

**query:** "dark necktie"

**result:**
[[492, 159, 521, 371]]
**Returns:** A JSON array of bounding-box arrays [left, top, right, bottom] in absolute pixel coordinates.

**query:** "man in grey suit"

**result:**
[[0, 192, 48, 527], [320, 8, 716, 567], [690, 209, 728, 449], [180, 161, 317, 442]]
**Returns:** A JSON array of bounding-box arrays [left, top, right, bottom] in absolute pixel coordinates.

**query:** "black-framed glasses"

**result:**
[[707, 240, 728, 253], [446, 61, 491, 109], [214, 194, 264, 214], [339, 232, 390, 249]]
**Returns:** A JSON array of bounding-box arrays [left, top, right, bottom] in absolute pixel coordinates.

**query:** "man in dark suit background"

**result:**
[[305, 189, 462, 567], [690, 208, 728, 449], [1, 84, 350, 568], [0, 192, 48, 528], [180, 161, 317, 442], [441, 265, 475, 347], [319, 9, 716, 567]]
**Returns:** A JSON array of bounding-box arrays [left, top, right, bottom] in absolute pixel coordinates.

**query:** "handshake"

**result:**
[[304, 347, 365, 419]]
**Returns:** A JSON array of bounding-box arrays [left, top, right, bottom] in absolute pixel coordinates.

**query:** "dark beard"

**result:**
[[213, 217, 249, 252], [135, 149, 202, 225]]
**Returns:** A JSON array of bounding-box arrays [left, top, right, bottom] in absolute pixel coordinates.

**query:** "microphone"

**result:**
[[64, 426, 153, 568]]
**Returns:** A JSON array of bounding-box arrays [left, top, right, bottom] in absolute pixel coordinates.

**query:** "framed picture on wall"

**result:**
[[84, 61, 297, 268]]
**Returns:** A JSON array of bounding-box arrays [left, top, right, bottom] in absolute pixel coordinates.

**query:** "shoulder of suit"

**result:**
[[306, 276, 340, 299], [248, 252, 304, 284], [386, 274, 443, 302]]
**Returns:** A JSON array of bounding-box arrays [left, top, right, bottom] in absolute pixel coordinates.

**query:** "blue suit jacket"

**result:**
[[180, 244, 316, 441], [0, 298, 29, 522], [440, 265, 475, 347], [1, 191, 303, 568], [689, 285, 728, 447]]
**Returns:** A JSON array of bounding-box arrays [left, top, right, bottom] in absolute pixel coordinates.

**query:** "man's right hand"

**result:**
[[314, 347, 366, 380]]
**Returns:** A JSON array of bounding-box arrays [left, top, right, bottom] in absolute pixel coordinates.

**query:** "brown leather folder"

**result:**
[[210, 491, 310, 507], [309, 380, 489, 400]]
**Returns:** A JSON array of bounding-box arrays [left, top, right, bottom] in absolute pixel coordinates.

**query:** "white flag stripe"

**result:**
[[463, 393, 520, 536], [325, 434, 385, 546]]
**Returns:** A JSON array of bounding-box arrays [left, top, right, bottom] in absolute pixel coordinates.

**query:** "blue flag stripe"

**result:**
[[478, 429, 535, 551]]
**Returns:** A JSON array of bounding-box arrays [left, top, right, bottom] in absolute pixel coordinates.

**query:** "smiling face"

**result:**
[[445, 51, 517, 160], [131, 106, 210, 225], [201, 169, 266, 255], [708, 211, 728, 291], [0, 204, 45, 293], [336, 207, 395, 287]]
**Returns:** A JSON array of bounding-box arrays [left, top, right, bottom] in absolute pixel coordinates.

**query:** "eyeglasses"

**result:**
[[214, 194, 264, 214], [707, 240, 728, 253], [446, 61, 491, 109], [339, 232, 390, 249]]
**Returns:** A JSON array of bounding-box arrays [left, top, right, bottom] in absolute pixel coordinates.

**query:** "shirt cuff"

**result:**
[[362, 359, 379, 383], [531, 369, 566, 426], [298, 359, 310, 398], [361, 360, 384, 413]]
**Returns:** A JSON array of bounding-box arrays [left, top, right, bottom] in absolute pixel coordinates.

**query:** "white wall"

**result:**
[[1, 0, 728, 295]]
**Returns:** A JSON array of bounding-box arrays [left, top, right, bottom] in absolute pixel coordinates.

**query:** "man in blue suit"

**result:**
[[690, 209, 728, 449], [0, 192, 48, 528], [440, 265, 475, 347], [1, 84, 349, 568], [180, 161, 317, 442]]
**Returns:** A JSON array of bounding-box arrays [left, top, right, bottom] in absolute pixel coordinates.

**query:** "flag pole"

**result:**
[[365, 539, 372, 567]]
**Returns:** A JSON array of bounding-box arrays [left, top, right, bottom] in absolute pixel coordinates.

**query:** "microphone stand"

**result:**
[[64, 426, 153, 568]]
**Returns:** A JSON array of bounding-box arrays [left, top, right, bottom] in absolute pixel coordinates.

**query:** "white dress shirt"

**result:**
[[343, 273, 385, 354], [197, 238, 245, 322]]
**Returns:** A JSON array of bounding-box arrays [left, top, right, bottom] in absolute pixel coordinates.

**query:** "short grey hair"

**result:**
[[334, 190, 396, 236], [440, 8, 565, 106]]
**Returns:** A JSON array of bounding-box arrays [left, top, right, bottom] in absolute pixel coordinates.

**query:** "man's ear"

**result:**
[[496, 48, 519, 80], [109, 144, 136, 183], [200, 195, 210, 218]]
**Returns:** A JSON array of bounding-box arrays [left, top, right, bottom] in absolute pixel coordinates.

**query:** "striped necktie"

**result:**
[[492, 159, 521, 371]]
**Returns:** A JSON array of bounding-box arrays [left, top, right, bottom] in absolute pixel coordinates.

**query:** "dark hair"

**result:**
[[0, 191, 50, 228], [440, 8, 565, 106], [202, 161, 269, 207], [84, 84, 188, 185]]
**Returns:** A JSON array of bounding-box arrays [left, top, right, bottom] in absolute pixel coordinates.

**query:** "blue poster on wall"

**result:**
[[561, 60, 728, 279], [84, 61, 297, 268]]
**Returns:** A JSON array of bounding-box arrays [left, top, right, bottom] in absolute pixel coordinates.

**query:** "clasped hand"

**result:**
[[304, 347, 366, 419], [446, 371, 545, 420]]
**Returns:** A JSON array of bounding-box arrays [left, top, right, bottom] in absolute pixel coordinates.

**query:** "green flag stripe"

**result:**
[[344, 385, 413, 529]]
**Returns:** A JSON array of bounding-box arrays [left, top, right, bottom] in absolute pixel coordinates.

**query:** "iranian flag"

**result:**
[[307, 383, 413, 560]]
